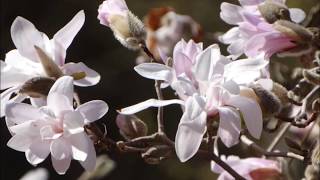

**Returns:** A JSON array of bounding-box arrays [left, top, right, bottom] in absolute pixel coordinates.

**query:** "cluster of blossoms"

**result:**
[[1, 11, 108, 174], [2, 0, 319, 179]]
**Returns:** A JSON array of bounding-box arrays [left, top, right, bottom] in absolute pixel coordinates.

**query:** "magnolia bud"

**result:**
[[252, 85, 282, 116], [258, 1, 290, 23], [19, 77, 55, 97], [274, 20, 313, 43], [116, 114, 148, 140], [110, 11, 146, 50], [34, 46, 63, 78]]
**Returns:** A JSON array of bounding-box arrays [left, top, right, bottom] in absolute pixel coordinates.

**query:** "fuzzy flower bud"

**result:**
[[98, 0, 146, 50], [258, 1, 290, 24], [19, 77, 55, 98]]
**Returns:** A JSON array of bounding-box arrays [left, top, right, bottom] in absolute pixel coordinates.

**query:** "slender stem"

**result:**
[[267, 123, 291, 151], [240, 135, 305, 161], [140, 43, 165, 133]]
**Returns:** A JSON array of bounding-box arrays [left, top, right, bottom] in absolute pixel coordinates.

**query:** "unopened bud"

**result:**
[[258, 1, 290, 23], [34, 46, 63, 78], [116, 114, 148, 140], [19, 77, 55, 98], [109, 11, 146, 50], [251, 85, 282, 116], [274, 20, 313, 43]]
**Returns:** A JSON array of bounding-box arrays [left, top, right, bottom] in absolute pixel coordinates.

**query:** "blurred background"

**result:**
[[0, 0, 318, 179]]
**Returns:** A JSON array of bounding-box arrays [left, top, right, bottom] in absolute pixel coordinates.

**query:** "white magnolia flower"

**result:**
[[121, 44, 264, 162], [5, 76, 108, 174], [0, 10, 100, 117]]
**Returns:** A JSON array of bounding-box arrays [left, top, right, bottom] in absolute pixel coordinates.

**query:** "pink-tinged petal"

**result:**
[[76, 100, 108, 123], [50, 138, 71, 160], [289, 8, 305, 23], [173, 52, 193, 77], [10, 17, 46, 62], [40, 126, 61, 140], [1, 86, 19, 117], [5, 49, 42, 74], [47, 93, 73, 117], [255, 78, 273, 91], [220, 3, 243, 25], [222, 80, 240, 95], [5, 102, 41, 124], [48, 76, 74, 103], [211, 155, 240, 173], [227, 39, 244, 58], [134, 63, 174, 82], [171, 77, 197, 100], [217, 107, 241, 147], [63, 111, 85, 135], [219, 27, 240, 44], [193, 44, 221, 81], [7, 134, 33, 152], [53, 10, 85, 50], [62, 62, 100, 87], [51, 39, 66, 66], [239, 0, 263, 6], [51, 155, 72, 175], [98, 0, 129, 26], [175, 96, 207, 162], [0, 60, 31, 90], [120, 99, 184, 115], [227, 96, 263, 139], [10, 120, 42, 137], [25, 140, 50, 165], [68, 132, 90, 161], [79, 139, 96, 171]]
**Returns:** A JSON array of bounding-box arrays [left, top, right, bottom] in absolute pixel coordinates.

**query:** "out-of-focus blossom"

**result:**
[[121, 44, 265, 162], [219, 0, 306, 58], [98, 0, 146, 50], [211, 156, 282, 180], [0, 11, 100, 117], [5, 76, 108, 174], [20, 168, 49, 180], [136, 7, 203, 63]]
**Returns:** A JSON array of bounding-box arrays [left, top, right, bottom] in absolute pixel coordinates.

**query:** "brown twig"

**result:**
[[240, 135, 306, 161]]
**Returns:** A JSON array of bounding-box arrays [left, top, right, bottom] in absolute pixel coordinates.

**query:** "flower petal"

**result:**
[[0, 60, 31, 90], [62, 62, 100, 87], [63, 111, 85, 135], [7, 134, 33, 152], [1, 86, 19, 117], [193, 44, 221, 81], [227, 96, 263, 139], [76, 100, 108, 123], [25, 140, 50, 165], [47, 93, 73, 117], [175, 96, 207, 162], [53, 10, 85, 50], [220, 3, 243, 25], [5, 102, 41, 124], [79, 138, 96, 171], [51, 155, 72, 175], [219, 27, 240, 44], [217, 107, 241, 147], [134, 63, 174, 82], [68, 132, 90, 161], [50, 138, 71, 160], [10, 17, 46, 62], [120, 99, 184, 115], [48, 76, 74, 102]]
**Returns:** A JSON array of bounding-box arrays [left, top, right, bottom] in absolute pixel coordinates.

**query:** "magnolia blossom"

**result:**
[[121, 43, 265, 162], [211, 156, 282, 180], [5, 76, 109, 174], [219, 0, 305, 58], [0, 11, 100, 117]]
